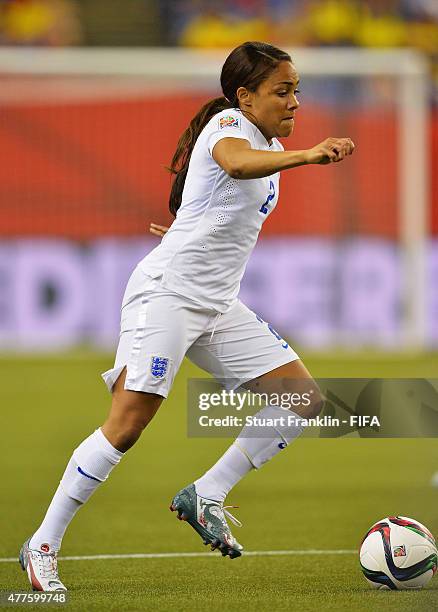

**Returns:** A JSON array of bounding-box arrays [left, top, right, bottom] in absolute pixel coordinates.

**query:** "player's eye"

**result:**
[[294, 89, 301, 95], [277, 92, 287, 97]]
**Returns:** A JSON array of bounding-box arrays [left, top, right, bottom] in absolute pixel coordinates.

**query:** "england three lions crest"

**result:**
[[151, 356, 169, 379]]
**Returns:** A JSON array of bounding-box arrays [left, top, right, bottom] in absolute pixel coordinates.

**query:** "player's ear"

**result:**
[[236, 86, 252, 107]]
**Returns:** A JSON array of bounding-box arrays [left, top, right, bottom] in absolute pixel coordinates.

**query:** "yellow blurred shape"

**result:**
[[3, 0, 56, 42], [355, 9, 407, 48], [180, 13, 270, 48], [307, 0, 359, 44]]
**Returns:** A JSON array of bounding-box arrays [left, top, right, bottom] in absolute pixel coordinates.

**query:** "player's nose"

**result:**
[[288, 96, 299, 111]]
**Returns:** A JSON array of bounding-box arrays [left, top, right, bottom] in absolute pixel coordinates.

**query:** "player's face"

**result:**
[[239, 61, 300, 143]]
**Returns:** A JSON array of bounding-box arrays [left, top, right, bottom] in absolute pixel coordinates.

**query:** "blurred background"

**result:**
[[0, 0, 437, 352]]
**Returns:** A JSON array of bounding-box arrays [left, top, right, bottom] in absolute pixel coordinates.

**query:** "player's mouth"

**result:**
[[282, 116, 295, 122]]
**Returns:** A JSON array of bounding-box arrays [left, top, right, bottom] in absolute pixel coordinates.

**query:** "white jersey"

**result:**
[[138, 107, 283, 313]]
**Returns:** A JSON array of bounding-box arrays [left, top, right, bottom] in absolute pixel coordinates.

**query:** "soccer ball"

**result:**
[[359, 516, 437, 590]]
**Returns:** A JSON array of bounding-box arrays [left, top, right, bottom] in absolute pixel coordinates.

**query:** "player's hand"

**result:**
[[305, 137, 355, 165], [149, 223, 169, 237]]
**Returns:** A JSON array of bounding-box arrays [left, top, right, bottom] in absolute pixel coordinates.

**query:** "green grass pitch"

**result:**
[[1, 351, 437, 611]]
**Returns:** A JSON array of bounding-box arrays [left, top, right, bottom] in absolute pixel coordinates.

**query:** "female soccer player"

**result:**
[[20, 41, 354, 591]]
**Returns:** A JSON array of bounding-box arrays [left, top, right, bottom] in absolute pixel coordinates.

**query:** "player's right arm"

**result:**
[[149, 222, 169, 237], [212, 136, 355, 180]]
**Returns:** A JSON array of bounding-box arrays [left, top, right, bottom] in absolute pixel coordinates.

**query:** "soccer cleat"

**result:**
[[19, 539, 67, 592], [170, 484, 243, 559]]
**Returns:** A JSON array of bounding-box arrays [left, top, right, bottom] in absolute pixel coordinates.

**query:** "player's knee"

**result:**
[[108, 394, 162, 450], [117, 423, 144, 450], [117, 408, 153, 444]]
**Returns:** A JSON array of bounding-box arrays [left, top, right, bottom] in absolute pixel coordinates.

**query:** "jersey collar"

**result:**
[[234, 108, 274, 149]]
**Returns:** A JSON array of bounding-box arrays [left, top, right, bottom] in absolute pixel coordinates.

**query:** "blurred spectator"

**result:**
[[158, 0, 195, 46], [354, 0, 407, 47], [400, 0, 438, 58], [400, 0, 438, 21], [180, 13, 270, 49], [0, 0, 82, 46], [407, 17, 438, 56], [179, 1, 271, 48], [78, 0, 161, 47], [305, 0, 360, 46], [174, 0, 305, 48]]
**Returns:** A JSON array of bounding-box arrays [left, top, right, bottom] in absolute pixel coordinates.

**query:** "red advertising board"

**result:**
[[0, 96, 436, 238]]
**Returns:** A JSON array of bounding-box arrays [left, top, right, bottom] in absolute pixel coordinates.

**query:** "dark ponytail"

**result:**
[[168, 42, 292, 217], [168, 96, 232, 217]]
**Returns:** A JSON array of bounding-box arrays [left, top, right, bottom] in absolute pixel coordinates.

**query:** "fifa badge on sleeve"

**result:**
[[219, 115, 240, 130]]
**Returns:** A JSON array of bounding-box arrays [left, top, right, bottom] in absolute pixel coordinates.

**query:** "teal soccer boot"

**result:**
[[170, 484, 243, 559]]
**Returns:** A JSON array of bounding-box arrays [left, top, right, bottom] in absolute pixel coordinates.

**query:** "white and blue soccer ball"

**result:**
[[359, 516, 437, 590]]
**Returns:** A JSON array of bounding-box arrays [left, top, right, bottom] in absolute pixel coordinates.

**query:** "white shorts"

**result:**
[[101, 266, 299, 397]]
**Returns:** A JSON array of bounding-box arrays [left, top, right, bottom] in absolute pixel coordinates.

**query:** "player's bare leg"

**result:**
[[20, 367, 162, 591], [243, 359, 323, 419], [102, 367, 163, 452]]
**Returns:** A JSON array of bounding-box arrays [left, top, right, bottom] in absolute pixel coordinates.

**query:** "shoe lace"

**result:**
[[222, 505, 242, 528], [37, 552, 60, 580]]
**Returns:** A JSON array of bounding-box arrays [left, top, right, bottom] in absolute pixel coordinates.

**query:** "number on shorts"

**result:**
[[256, 314, 289, 348]]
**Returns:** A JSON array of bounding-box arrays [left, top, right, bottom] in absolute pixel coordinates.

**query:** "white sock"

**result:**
[[236, 405, 304, 469], [194, 443, 252, 503], [194, 405, 304, 503], [29, 485, 81, 552], [29, 428, 123, 552]]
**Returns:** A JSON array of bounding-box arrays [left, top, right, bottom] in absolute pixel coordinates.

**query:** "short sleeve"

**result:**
[[207, 112, 253, 157]]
